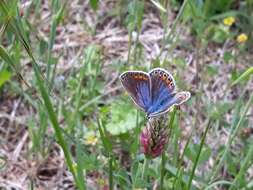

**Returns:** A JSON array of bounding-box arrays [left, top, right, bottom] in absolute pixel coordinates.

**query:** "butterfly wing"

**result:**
[[149, 91, 191, 117], [148, 68, 190, 117], [120, 71, 152, 112]]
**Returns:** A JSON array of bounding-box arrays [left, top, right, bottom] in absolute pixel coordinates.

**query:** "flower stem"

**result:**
[[109, 154, 113, 190], [142, 157, 149, 180], [160, 107, 177, 190], [160, 152, 165, 190]]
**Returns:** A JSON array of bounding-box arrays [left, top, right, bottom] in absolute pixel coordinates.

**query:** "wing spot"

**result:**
[[162, 73, 167, 80]]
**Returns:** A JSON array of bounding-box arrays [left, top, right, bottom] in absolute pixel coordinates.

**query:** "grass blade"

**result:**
[[231, 67, 253, 86], [187, 119, 212, 190]]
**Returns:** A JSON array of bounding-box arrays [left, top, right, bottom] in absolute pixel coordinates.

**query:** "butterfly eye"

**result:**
[[159, 71, 163, 76]]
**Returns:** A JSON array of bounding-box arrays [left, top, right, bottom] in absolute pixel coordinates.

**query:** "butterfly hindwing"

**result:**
[[147, 68, 176, 116], [148, 91, 191, 117], [120, 71, 151, 112], [173, 91, 191, 106]]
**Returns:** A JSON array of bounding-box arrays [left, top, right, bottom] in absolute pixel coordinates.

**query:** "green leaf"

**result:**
[[76, 142, 86, 189], [0, 70, 11, 87], [115, 169, 131, 189], [206, 65, 218, 76], [223, 52, 233, 63], [185, 143, 211, 165], [97, 119, 113, 154], [150, 0, 166, 13], [204, 180, 236, 190], [134, 178, 150, 188], [0, 45, 30, 88], [105, 98, 143, 135], [131, 161, 140, 181], [89, 0, 99, 11], [211, 27, 228, 44], [231, 67, 253, 86]]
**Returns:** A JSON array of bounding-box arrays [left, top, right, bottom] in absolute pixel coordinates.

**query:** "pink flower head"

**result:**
[[140, 118, 169, 158]]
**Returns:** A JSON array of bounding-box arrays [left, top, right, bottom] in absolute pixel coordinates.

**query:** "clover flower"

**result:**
[[140, 117, 169, 158], [223, 17, 235, 26], [237, 33, 248, 43]]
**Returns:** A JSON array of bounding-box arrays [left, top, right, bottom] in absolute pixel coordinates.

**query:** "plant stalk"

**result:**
[[160, 107, 177, 189], [109, 154, 113, 190], [142, 156, 149, 180], [187, 119, 212, 190]]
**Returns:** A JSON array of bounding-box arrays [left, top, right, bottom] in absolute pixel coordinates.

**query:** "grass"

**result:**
[[0, 0, 253, 189]]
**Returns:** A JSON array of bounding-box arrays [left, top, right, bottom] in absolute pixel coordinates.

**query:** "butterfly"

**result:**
[[120, 68, 191, 118]]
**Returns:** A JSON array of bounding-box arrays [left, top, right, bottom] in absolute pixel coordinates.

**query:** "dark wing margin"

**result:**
[[120, 71, 151, 112], [149, 67, 176, 103]]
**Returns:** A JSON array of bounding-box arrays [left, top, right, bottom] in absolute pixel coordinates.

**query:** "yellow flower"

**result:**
[[223, 17, 235, 26], [237, 33, 248, 43], [85, 134, 98, 146], [72, 163, 77, 173], [97, 178, 105, 185]]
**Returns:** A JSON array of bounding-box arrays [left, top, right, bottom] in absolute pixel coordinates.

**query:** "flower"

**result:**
[[223, 17, 235, 26], [72, 163, 77, 174], [140, 117, 169, 158], [85, 133, 98, 146], [237, 33, 248, 43]]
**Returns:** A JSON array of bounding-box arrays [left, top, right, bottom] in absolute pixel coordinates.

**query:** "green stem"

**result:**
[[97, 119, 114, 189], [160, 107, 177, 189], [160, 152, 165, 190], [158, 0, 189, 58], [173, 131, 193, 189], [127, 32, 132, 65], [142, 157, 149, 180], [229, 145, 253, 190], [210, 93, 253, 182], [228, 94, 253, 190], [109, 154, 113, 190], [187, 120, 212, 190]]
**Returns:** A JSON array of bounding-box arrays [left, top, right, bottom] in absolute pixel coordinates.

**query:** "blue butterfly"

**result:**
[[120, 68, 191, 118]]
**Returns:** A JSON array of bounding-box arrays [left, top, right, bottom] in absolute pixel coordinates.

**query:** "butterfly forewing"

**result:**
[[120, 71, 152, 112], [149, 68, 176, 100], [147, 68, 176, 115]]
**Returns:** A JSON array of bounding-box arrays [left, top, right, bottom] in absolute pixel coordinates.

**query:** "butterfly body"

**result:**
[[120, 68, 190, 118]]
